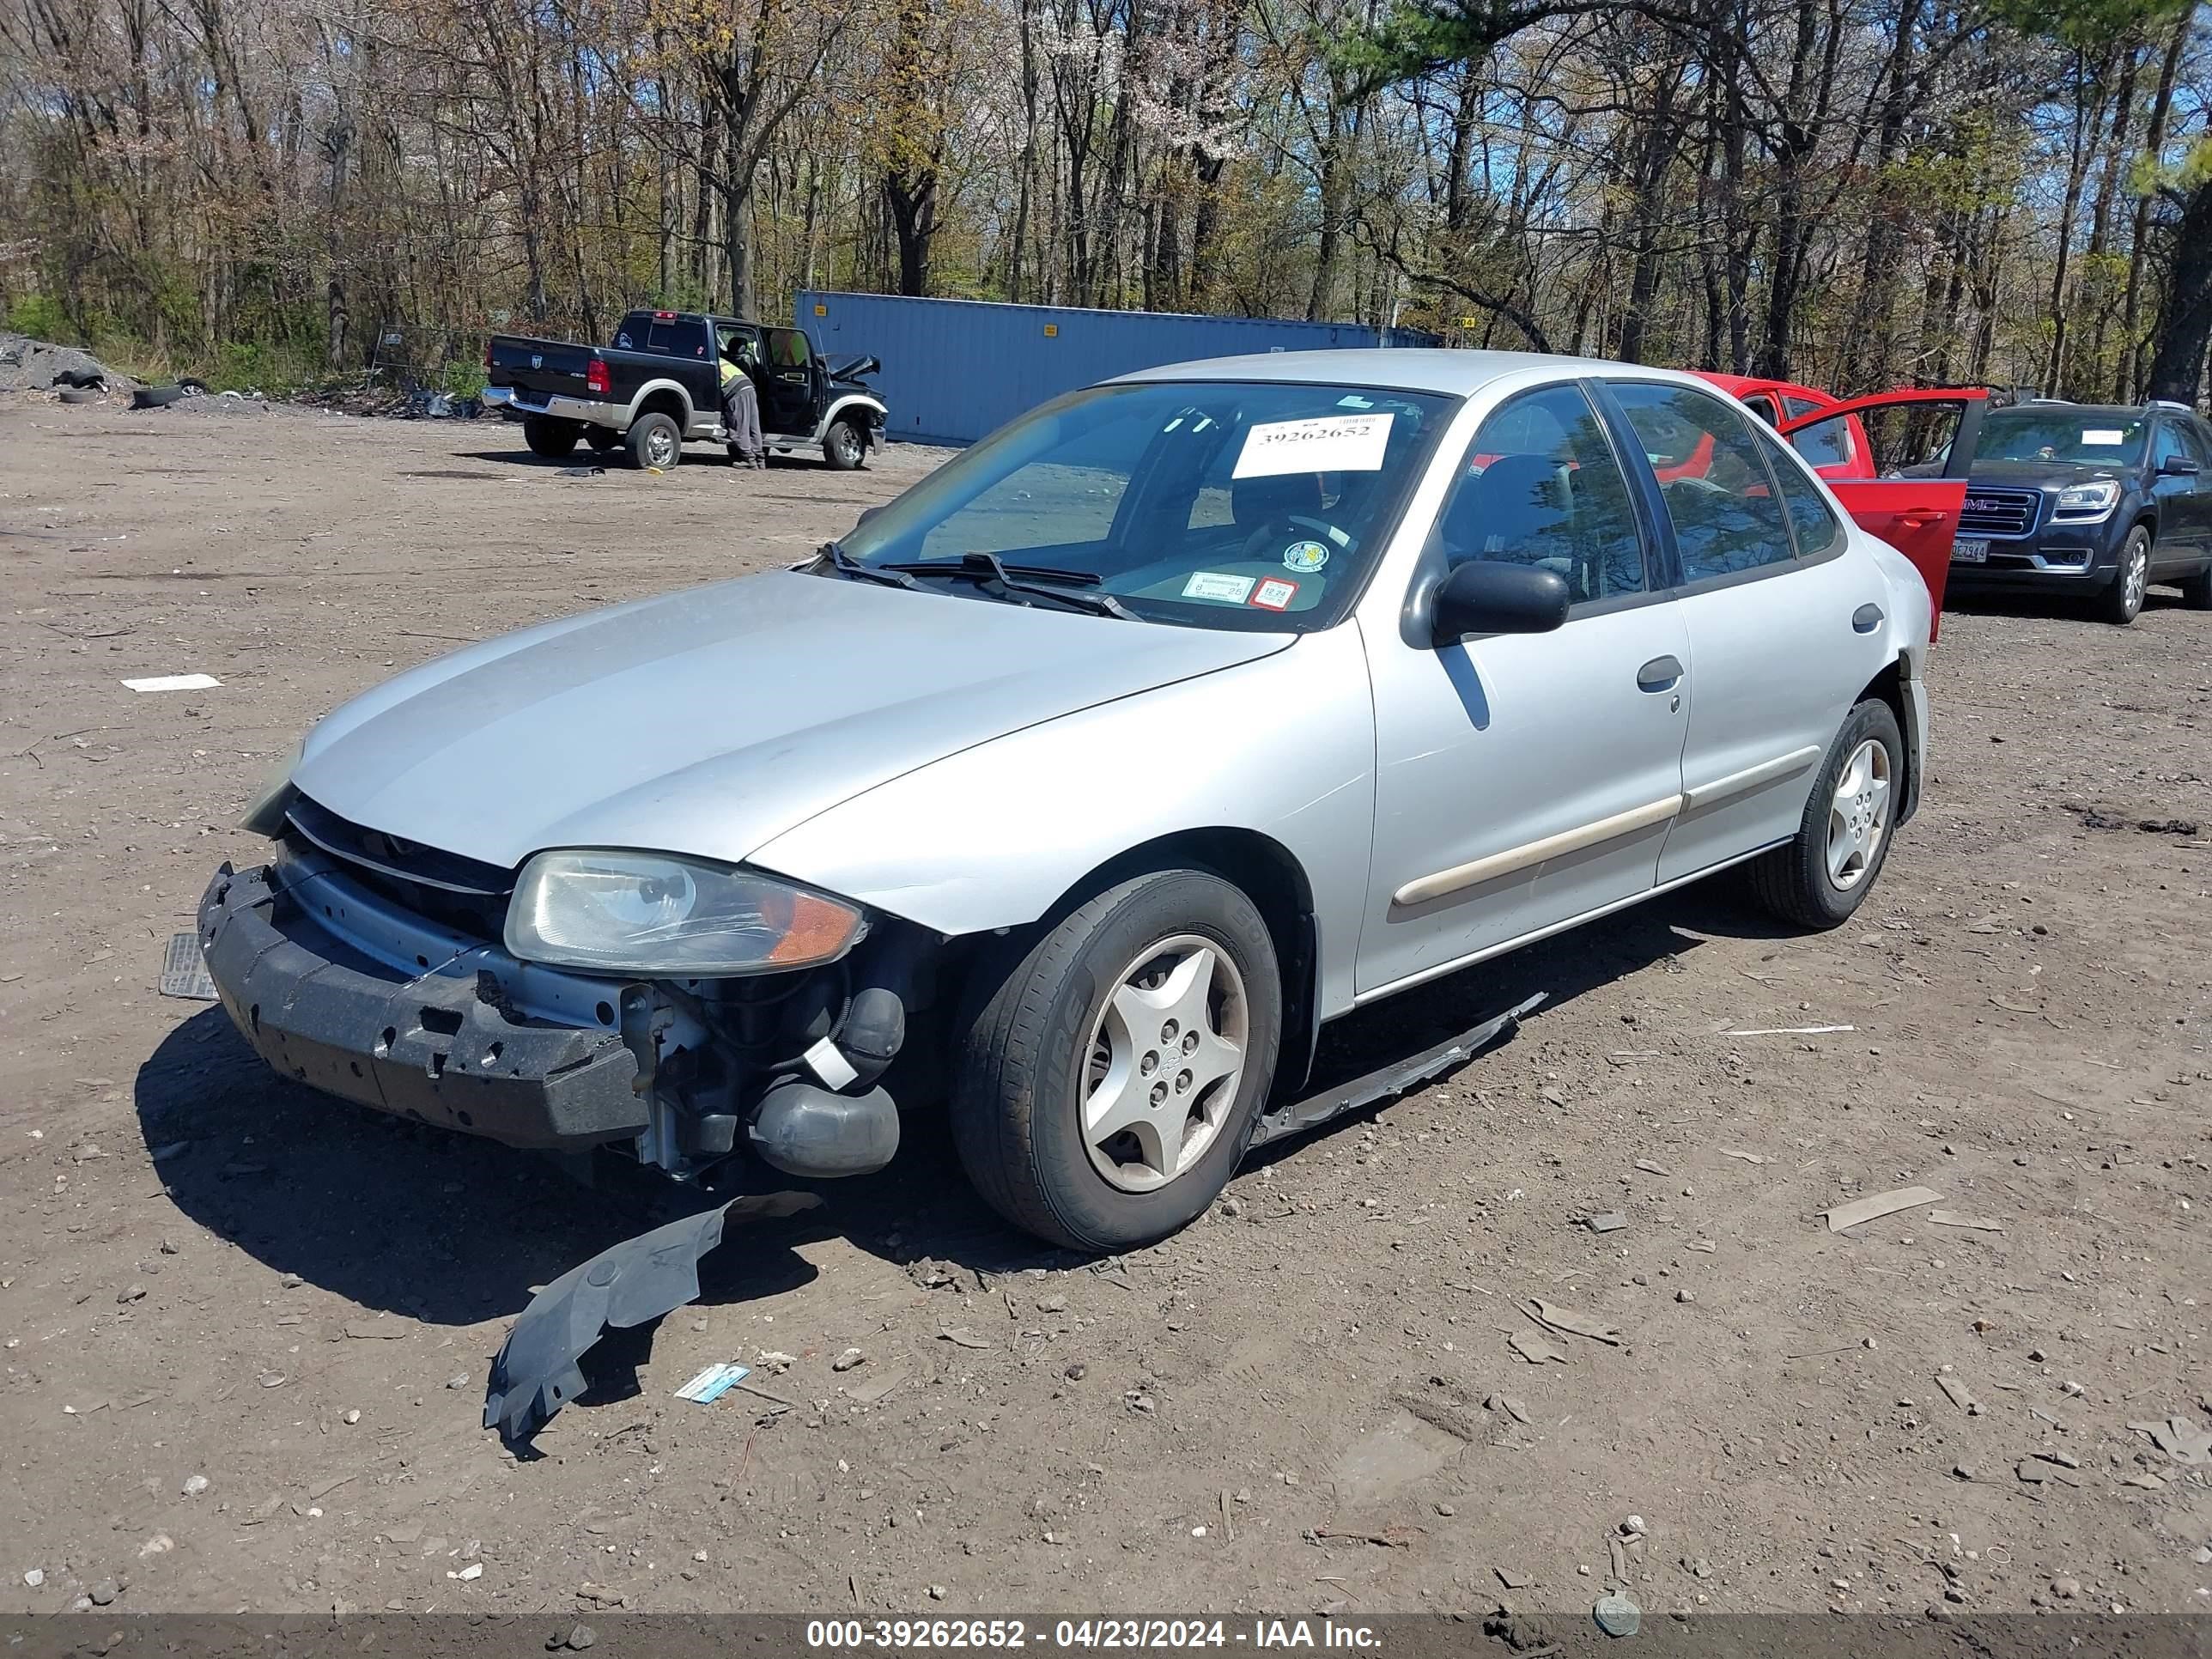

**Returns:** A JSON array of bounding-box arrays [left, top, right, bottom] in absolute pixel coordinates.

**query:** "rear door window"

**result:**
[[1753, 430, 1846, 557]]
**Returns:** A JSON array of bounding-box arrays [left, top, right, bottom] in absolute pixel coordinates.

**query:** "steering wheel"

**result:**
[[1241, 512, 1351, 567]]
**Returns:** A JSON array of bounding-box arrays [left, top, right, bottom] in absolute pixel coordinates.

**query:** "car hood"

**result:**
[[1965, 459, 2127, 489], [292, 570, 1293, 871]]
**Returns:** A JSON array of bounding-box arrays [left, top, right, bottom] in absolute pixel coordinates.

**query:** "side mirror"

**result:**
[[2159, 454, 2201, 477], [854, 505, 885, 527], [1428, 560, 1571, 646]]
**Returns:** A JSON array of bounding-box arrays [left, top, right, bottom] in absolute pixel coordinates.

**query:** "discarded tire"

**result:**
[[58, 386, 105, 405], [131, 385, 187, 410]]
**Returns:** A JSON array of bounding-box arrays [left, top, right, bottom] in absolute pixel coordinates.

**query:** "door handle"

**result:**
[[1852, 603, 1884, 634], [1637, 655, 1684, 691], [1895, 507, 1950, 528]]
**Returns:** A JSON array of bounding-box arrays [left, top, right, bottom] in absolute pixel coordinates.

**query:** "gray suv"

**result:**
[[1944, 399, 2212, 623]]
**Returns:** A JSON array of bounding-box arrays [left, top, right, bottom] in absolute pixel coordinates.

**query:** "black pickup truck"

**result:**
[[482, 310, 886, 471]]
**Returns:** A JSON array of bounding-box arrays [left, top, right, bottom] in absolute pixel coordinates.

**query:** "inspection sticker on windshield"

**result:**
[[1182, 571, 1256, 603], [1249, 578, 1299, 611], [2082, 428, 2125, 445], [1233, 412, 1394, 479]]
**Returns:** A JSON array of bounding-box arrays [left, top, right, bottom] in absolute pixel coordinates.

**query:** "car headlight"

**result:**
[[240, 736, 307, 836], [2053, 479, 2119, 519], [504, 851, 866, 977]]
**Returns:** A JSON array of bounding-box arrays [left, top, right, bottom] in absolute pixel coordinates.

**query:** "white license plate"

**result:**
[[1953, 538, 1990, 564]]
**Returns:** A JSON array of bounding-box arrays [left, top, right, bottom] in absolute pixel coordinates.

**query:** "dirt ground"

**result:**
[[1, 390, 2207, 1629]]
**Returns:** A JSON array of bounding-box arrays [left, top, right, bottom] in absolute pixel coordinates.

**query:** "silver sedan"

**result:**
[[201, 349, 1932, 1252]]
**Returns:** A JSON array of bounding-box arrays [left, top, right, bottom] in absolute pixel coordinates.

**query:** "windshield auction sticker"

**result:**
[[1182, 571, 1256, 603], [1233, 412, 1394, 478]]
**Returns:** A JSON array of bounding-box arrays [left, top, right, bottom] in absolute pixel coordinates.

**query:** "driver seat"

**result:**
[[1231, 472, 1326, 534]]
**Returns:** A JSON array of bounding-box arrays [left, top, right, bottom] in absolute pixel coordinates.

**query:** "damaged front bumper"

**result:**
[[198, 845, 908, 1176], [198, 857, 649, 1150]]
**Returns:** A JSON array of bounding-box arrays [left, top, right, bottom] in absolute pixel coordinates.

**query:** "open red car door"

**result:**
[[1778, 388, 1989, 634]]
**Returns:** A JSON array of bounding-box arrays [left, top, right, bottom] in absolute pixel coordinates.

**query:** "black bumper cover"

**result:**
[[198, 861, 647, 1150]]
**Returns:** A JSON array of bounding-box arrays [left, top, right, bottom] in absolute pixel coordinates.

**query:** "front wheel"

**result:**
[[2098, 526, 2151, 624], [523, 416, 580, 459], [951, 871, 1281, 1253], [823, 416, 867, 471], [1747, 697, 1904, 929]]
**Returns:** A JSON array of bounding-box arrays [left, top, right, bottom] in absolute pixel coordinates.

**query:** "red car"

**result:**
[[1694, 373, 1990, 627]]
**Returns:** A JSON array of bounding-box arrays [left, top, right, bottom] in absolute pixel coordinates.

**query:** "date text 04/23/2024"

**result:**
[[804, 1620, 1382, 1650]]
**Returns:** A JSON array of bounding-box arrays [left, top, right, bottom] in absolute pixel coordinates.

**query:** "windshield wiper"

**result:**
[[817, 540, 920, 591], [889, 552, 1136, 620]]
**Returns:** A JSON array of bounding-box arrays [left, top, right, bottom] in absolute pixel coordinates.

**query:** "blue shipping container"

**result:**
[[796, 291, 1441, 447]]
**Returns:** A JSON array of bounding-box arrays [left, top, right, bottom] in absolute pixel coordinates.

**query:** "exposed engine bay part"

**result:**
[[748, 1078, 900, 1177], [622, 973, 910, 1182], [484, 1191, 823, 1445], [1246, 993, 1547, 1149]]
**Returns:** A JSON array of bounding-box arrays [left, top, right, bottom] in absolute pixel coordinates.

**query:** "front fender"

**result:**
[[817, 392, 887, 441], [747, 625, 1376, 1021]]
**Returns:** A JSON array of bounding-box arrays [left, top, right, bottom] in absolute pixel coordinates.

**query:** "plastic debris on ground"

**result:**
[[122, 673, 221, 693], [1820, 1184, 1942, 1233], [159, 933, 218, 1000], [484, 1190, 821, 1444], [673, 1362, 752, 1404], [1593, 1591, 1641, 1637]]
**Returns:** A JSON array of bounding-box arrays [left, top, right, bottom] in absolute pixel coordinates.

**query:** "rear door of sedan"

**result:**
[[1596, 378, 1896, 886]]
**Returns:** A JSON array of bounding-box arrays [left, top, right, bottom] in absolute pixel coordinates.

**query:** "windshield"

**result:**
[[836, 380, 1455, 629], [1978, 409, 2146, 465]]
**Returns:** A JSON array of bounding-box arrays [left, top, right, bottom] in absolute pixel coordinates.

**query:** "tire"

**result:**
[[2097, 525, 2151, 624], [523, 416, 580, 459], [1747, 697, 1905, 930], [583, 428, 621, 453], [2178, 562, 2212, 611], [951, 870, 1282, 1253], [626, 411, 682, 471], [131, 385, 185, 410], [58, 386, 103, 404], [823, 416, 866, 471]]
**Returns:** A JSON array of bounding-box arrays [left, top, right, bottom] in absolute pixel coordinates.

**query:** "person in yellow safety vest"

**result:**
[[720, 335, 767, 471]]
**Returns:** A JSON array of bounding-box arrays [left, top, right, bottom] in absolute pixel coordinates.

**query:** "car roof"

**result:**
[[1110, 348, 1715, 399], [1988, 403, 2148, 419], [1694, 371, 1835, 404]]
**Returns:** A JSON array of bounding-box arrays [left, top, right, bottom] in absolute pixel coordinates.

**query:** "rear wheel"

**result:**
[[523, 416, 580, 459], [626, 411, 682, 471], [1748, 697, 1904, 929], [2097, 526, 2151, 624], [951, 871, 1280, 1253], [2178, 562, 2212, 611], [823, 416, 866, 471]]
